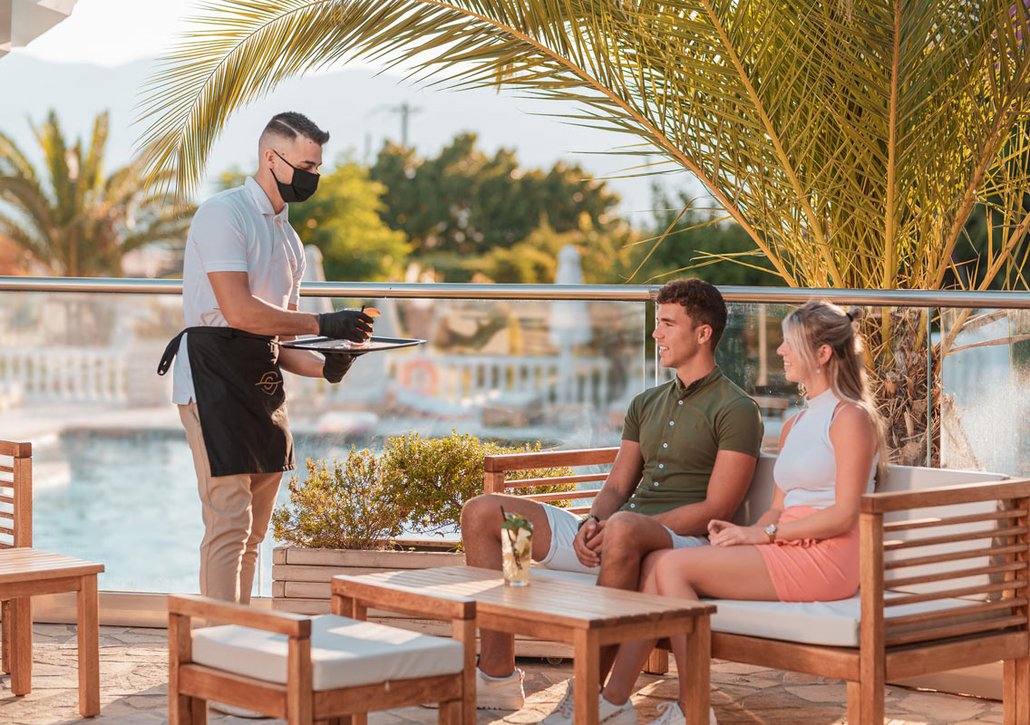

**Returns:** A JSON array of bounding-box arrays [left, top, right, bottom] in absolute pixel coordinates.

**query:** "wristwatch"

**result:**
[[578, 514, 601, 532], [763, 523, 778, 542]]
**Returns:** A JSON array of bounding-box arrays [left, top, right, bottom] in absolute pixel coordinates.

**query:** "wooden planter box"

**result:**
[[272, 545, 572, 659]]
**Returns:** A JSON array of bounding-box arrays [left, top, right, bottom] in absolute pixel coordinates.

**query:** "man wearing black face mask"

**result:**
[[157, 112, 374, 609]]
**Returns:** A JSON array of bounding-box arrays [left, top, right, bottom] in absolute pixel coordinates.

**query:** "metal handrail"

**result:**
[[0, 276, 1028, 308]]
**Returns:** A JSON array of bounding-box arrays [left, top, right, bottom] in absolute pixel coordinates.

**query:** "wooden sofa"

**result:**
[[483, 448, 1030, 725]]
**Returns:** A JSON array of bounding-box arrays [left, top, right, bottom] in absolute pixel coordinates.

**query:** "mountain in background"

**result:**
[[0, 54, 700, 224]]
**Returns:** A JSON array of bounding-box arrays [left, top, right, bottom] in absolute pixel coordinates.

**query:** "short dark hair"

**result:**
[[655, 278, 728, 348], [263, 112, 329, 145]]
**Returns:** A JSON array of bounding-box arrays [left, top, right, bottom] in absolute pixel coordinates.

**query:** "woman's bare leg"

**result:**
[[653, 546, 779, 707], [601, 551, 678, 704]]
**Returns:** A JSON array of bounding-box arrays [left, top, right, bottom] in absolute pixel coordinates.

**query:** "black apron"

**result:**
[[157, 327, 294, 477]]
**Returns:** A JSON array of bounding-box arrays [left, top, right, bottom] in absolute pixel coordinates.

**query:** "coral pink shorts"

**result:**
[[756, 506, 860, 602]]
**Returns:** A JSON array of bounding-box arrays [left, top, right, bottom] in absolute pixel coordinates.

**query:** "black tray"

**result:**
[[281, 335, 426, 355]]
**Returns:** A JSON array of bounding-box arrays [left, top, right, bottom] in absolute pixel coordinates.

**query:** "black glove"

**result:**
[[317, 309, 373, 342], [322, 353, 356, 383]]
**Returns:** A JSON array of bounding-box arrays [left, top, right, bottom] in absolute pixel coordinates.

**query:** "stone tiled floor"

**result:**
[[0, 624, 1005, 724]]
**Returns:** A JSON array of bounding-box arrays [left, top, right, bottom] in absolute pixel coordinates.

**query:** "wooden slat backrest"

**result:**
[[0, 440, 31, 549], [861, 478, 1030, 648], [876, 466, 1009, 602], [484, 447, 617, 514]]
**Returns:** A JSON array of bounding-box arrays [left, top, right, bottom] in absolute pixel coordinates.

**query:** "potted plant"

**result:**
[[271, 431, 573, 615]]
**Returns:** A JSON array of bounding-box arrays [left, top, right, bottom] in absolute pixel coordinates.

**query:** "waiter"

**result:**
[[158, 111, 373, 604]]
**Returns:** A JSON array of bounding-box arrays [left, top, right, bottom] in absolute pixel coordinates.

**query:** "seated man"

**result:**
[[460, 278, 764, 712]]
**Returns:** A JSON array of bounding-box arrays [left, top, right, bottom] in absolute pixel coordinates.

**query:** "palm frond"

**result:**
[[138, 0, 1030, 293]]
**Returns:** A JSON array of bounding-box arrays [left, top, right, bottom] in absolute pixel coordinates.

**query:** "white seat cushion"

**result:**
[[191, 614, 464, 691], [710, 593, 979, 647], [533, 568, 976, 648], [532, 566, 597, 586]]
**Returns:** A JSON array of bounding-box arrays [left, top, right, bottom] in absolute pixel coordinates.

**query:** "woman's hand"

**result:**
[[708, 519, 768, 547]]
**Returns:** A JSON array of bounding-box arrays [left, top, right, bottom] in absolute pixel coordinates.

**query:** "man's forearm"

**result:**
[[589, 488, 630, 520], [653, 502, 727, 536], [278, 348, 325, 378], [225, 296, 319, 337]]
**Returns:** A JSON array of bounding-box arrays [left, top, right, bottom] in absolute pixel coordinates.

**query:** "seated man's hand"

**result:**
[[322, 353, 356, 383], [317, 308, 374, 342], [573, 518, 605, 568]]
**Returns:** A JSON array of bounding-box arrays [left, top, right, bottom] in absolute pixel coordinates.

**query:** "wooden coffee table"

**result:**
[[333, 565, 714, 725]]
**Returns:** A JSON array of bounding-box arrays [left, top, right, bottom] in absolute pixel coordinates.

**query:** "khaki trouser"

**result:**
[[178, 403, 282, 603]]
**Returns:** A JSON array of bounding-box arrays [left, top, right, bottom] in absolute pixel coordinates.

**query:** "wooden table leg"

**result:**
[[1, 599, 11, 674], [9, 596, 32, 696], [77, 574, 101, 717], [572, 629, 600, 725], [682, 616, 711, 725]]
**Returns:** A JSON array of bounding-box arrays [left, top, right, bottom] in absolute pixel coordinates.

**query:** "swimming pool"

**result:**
[[32, 429, 365, 595]]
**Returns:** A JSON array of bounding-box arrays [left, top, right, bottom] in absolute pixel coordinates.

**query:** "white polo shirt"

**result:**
[[172, 177, 306, 404]]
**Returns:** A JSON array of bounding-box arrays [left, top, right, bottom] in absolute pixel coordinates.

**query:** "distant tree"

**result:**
[[219, 160, 410, 282], [0, 111, 191, 277], [634, 188, 776, 287], [465, 215, 639, 284], [370, 133, 622, 262]]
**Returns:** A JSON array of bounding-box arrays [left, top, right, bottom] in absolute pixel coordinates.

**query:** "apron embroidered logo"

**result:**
[[255, 371, 283, 395]]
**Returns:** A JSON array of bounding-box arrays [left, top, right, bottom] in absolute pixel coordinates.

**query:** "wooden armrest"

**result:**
[[484, 447, 618, 474], [167, 594, 311, 637], [0, 440, 31, 457], [331, 575, 476, 621], [861, 477, 1030, 514]]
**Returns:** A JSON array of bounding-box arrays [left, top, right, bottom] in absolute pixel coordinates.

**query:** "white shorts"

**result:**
[[539, 504, 708, 574]]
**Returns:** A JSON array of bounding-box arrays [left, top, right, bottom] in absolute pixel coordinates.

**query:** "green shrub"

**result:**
[[270, 453, 404, 550], [272, 431, 576, 550]]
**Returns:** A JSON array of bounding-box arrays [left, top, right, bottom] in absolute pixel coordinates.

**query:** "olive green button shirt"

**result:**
[[620, 366, 763, 516]]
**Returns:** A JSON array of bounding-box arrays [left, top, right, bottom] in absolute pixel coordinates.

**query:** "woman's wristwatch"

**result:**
[[763, 523, 778, 542]]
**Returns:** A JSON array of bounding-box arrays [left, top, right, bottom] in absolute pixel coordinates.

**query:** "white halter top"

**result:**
[[773, 389, 877, 509]]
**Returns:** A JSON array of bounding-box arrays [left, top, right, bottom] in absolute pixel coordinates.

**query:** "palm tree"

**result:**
[[0, 110, 193, 277], [136, 1, 1030, 462]]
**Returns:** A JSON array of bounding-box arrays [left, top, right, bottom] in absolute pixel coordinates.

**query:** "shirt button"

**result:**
[[629, 503, 636, 509], [658, 463, 665, 469], [654, 482, 660, 487], [662, 442, 669, 449], [669, 420, 675, 426], [678, 400, 683, 405]]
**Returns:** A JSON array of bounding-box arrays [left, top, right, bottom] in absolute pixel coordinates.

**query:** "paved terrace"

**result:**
[[0, 623, 1004, 724]]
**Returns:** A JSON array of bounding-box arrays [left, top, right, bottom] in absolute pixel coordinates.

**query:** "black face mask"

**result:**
[[272, 150, 319, 203]]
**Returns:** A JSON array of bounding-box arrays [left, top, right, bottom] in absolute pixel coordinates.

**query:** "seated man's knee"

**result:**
[[460, 494, 504, 537], [603, 511, 648, 543], [602, 511, 652, 557]]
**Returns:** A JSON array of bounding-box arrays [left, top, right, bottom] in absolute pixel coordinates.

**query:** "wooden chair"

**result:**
[[0, 440, 105, 717], [168, 579, 476, 725]]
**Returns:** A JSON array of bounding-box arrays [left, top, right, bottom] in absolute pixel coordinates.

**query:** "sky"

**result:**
[[19, 0, 212, 66], [9, 0, 697, 218]]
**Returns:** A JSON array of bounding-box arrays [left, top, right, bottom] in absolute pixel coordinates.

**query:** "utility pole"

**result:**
[[373, 102, 423, 147]]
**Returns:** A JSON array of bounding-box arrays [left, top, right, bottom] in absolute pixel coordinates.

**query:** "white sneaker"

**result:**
[[540, 678, 577, 725], [542, 688, 634, 725], [597, 694, 637, 725], [476, 667, 526, 710], [646, 700, 717, 725], [208, 701, 270, 719]]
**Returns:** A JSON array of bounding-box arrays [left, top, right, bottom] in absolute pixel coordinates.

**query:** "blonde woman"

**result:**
[[595, 300, 886, 725]]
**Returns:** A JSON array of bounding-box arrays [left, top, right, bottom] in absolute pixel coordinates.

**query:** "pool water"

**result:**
[[32, 430, 363, 595]]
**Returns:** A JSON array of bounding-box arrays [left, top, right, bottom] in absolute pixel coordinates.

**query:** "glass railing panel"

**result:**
[[940, 307, 1030, 476], [0, 290, 646, 594]]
